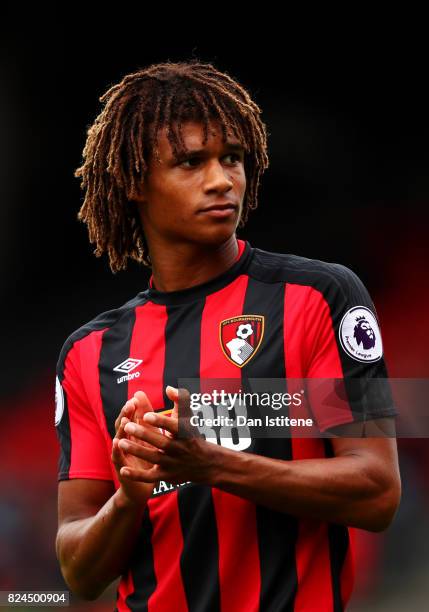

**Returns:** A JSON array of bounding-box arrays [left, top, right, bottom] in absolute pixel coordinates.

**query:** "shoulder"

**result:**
[[56, 292, 149, 376], [248, 245, 368, 300]]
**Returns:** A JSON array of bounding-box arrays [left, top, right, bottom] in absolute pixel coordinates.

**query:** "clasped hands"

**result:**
[[114, 385, 218, 485]]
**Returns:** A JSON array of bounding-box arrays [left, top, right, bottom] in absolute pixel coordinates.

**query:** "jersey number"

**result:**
[[194, 401, 252, 451]]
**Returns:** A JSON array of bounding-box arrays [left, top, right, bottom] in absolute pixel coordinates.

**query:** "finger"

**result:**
[[111, 437, 126, 469], [143, 412, 179, 436], [116, 400, 135, 429], [120, 465, 163, 483], [116, 416, 131, 441], [165, 386, 180, 437], [165, 386, 198, 439], [124, 421, 176, 451], [115, 401, 136, 433], [131, 392, 157, 445], [121, 399, 160, 448], [133, 391, 154, 422], [118, 439, 172, 465]]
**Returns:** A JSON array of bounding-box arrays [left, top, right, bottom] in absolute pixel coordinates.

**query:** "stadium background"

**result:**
[[1, 14, 428, 612]]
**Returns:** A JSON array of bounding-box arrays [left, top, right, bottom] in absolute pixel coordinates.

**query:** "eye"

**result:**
[[223, 153, 242, 164], [180, 156, 201, 168]]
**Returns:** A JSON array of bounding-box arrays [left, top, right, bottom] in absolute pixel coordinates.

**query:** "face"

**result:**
[[135, 120, 247, 250]]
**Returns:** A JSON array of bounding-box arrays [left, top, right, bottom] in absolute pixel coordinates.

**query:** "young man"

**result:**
[[55, 61, 401, 611]]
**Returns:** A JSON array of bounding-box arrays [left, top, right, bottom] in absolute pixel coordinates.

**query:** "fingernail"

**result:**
[[144, 413, 156, 423], [125, 423, 136, 434], [119, 440, 129, 450], [166, 385, 178, 393]]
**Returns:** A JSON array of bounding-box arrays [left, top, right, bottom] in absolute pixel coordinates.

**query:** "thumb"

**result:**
[[166, 385, 179, 418], [166, 385, 179, 402], [166, 386, 196, 439]]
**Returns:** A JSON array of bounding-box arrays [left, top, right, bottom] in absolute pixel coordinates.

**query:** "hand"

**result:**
[[118, 386, 220, 485], [112, 391, 160, 505]]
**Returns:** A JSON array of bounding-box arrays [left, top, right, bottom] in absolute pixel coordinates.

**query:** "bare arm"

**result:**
[[56, 479, 149, 600], [56, 393, 157, 600], [210, 435, 400, 531]]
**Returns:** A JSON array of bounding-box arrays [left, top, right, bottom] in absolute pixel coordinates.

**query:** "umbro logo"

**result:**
[[113, 358, 143, 384]]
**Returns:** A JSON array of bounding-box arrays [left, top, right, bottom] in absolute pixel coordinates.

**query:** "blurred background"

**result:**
[[1, 8, 428, 611]]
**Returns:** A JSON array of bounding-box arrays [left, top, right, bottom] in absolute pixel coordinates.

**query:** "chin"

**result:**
[[195, 224, 237, 246]]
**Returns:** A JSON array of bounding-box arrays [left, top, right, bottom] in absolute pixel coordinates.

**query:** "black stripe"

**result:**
[[162, 301, 205, 410], [328, 524, 349, 612], [178, 484, 221, 612], [325, 436, 350, 610], [99, 308, 136, 439], [125, 508, 158, 612], [242, 278, 298, 612], [164, 301, 221, 612]]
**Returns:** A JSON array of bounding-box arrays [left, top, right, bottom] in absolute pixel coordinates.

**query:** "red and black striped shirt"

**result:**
[[55, 239, 396, 611]]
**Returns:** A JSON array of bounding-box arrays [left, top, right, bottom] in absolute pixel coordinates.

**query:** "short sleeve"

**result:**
[[55, 338, 114, 481], [304, 264, 398, 431]]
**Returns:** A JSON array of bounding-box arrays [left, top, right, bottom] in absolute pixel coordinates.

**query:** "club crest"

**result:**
[[219, 315, 264, 367]]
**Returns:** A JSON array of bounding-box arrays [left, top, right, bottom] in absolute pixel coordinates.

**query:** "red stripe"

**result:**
[[284, 284, 335, 611], [65, 330, 115, 481], [305, 286, 353, 430], [147, 493, 188, 612], [201, 273, 261, 612], [128, 302, 168, 411]]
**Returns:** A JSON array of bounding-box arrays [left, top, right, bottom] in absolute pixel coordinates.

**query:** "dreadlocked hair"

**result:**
[[74, 60, 269, 272]]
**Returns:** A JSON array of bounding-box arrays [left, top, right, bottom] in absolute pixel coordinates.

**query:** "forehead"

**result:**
[[155, 120, 242, 158]]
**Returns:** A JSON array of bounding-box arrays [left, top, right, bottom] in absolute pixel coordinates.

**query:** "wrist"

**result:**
[[203, 442, 239, 487], [114, 484, 154, 512]]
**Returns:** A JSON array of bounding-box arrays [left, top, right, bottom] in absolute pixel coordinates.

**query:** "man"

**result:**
[[55, 60, 401, 611]]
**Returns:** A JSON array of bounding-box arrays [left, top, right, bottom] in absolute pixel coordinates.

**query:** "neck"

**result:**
[[148, 235, 239, 292]]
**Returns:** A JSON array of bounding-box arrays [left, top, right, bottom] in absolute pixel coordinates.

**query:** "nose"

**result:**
[[203, 159, 234, 194]]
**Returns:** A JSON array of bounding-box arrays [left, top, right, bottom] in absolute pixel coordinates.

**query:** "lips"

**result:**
[[198, 202, 239, 213]]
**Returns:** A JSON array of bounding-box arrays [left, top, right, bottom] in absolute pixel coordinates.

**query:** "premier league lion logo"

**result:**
[[353, 316, 376, 350], [339, 306, 382, 363]]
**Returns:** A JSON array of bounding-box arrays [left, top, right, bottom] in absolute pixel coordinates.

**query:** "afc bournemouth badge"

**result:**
[[219, 315, 264, 367]]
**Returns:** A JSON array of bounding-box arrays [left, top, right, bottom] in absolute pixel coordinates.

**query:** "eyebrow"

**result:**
[[174, 142, 245, 160]]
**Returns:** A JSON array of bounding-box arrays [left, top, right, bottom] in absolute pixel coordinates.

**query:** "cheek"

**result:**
[[236, 169, 247, 196], [235, 165, 246, 183]]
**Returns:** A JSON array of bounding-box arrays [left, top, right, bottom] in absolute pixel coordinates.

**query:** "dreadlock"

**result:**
[[74, 60, 269, 272]]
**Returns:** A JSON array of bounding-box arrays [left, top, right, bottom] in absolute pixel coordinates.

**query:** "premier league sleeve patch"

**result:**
[[339, 306, 383, 363], [55, 376, 65, 426]]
